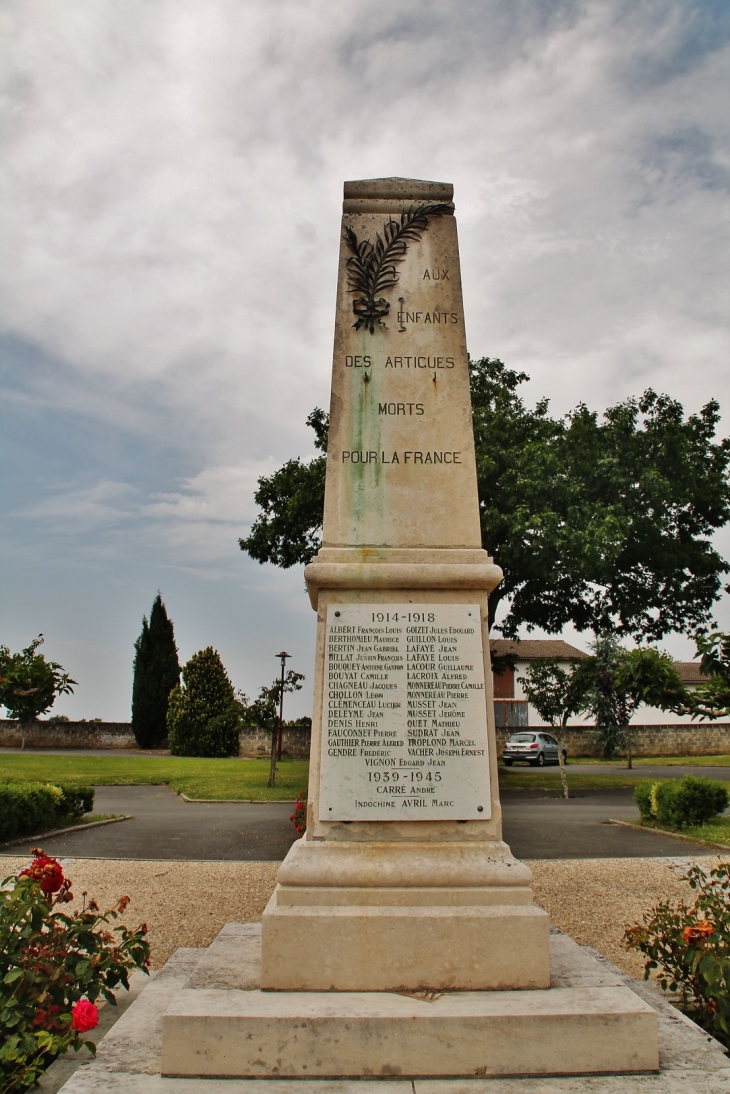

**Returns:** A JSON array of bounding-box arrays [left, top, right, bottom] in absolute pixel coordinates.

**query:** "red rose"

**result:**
[[71, 999, 99, 1033], [20, 852, 65, 894]]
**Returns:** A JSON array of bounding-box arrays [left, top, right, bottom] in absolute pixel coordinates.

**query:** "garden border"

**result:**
[[608, 818, 730, 852], [0, 814, 131, 850]]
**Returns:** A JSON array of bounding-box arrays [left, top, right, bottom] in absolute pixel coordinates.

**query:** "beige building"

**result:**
[[490, 638, 708, 730]]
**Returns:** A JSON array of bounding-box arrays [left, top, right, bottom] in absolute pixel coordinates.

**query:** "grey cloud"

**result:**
[[1, 0, 728, 717]]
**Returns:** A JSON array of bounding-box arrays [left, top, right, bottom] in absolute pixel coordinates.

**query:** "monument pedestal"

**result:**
[[161, 924, 660, 1079], [261, 838, 549, 991]]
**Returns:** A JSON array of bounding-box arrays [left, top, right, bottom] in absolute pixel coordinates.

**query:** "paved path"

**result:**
[[1, 784, 717, 861]]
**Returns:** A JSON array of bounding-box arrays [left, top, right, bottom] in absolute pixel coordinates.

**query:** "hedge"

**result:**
[[635, 776, 729, 830], [0, 782, 95, 842]]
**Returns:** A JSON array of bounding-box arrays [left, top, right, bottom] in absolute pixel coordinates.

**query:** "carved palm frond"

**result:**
[[343, 203, 451, 331]]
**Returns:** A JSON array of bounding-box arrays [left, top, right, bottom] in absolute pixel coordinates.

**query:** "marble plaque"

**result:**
[[319, 603, 491, 821]]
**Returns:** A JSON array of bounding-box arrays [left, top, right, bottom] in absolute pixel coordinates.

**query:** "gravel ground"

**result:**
[[2, 853, 726, 978], [527, 855, 728, 979], [0, 856, 279, 968]]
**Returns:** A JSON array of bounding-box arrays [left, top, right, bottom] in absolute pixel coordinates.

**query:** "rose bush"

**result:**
[[1, 849, 150, 1091], [290, 790, 306, 834], [625, 861, 730, 1044]]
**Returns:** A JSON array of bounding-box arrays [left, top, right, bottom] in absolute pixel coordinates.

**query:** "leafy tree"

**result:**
[[518, 657, 593, 796], [586, 637, 690, 763], [131, 594, 180, 749], [520, 639, 690, 764], [538, 389, 730, 643], [167, 647, 243, 758], [240, 409, 328, 568], [692, 631, 730, 719], [245, 670, 305, 787], [0, 637, 76, 735], [239, 360, 730, 641]]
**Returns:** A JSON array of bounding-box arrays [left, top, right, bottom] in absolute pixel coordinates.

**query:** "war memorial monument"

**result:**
[[159, 178, 659, 1079]]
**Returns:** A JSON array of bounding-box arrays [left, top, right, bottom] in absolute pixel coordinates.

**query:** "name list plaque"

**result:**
[[319, 603, 492, 821]]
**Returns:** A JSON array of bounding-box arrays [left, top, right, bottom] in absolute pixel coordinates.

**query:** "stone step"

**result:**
[[161, 981, 658, 1079], [160, 924, 659, 1079]]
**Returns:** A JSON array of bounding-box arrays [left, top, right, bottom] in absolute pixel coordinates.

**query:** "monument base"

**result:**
[[260, 837, 550, 991], [160, 923, 660, 1080]]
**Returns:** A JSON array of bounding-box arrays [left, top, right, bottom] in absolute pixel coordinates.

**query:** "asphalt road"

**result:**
[[2, 785, 299, 861], [501, 787, 717, 858], [519, 763, 730, 781], [0, 784, 718, 861]]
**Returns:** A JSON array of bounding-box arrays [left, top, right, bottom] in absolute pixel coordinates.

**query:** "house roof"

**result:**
[[489, 642, 711, 683], [674, 662, 710, 684], [490, 639, 587, 661]]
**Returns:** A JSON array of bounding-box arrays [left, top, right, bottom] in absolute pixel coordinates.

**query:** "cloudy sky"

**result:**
[[1, 0, 729, 720]]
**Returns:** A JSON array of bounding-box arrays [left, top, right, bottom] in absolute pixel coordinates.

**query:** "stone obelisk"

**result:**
[[260, 177, 549, 991], [160, 181, 659, 1080]]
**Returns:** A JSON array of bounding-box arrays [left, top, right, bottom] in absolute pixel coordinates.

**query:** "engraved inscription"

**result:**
[[319, 603, 491, 821], [378, 403, 424, 415], [341, 451, 462, 465], [384, 356, 454, 368], [396, 310, 459, 326]]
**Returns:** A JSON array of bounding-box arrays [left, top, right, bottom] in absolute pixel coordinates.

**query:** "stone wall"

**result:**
[[4, 719, 728, 758], [496, 723, 730, 758], [0, 720, 137, 750], [238, 726, 312, 760], [0, 720, 312, 758]]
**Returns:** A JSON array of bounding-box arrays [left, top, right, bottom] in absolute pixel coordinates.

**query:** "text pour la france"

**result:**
[[342, 451, 462, 465]]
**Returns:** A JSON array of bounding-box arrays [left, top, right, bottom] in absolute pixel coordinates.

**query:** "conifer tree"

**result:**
[[131, 594, 180, 749], [166, 646, 241, 757]]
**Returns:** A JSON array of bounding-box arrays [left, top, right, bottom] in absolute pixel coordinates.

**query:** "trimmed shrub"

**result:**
[[0, 784, 95, 842], [635, 780, 661, 822], [167, 647, 241, 758], [58, 786, 94, 819], [634, 776, 728, 830]]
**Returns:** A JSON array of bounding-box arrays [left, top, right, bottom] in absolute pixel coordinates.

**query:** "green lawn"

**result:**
[[4, 752, 725, 801], [565, 755, 730, 767], [679, 816, 730, 847], [0, 755, 309, 801]]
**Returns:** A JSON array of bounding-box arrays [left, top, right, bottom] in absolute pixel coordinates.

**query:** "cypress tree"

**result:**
[[131, 593, 180, 749]]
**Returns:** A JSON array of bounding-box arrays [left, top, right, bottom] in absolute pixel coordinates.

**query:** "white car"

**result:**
[[502, 732, 567, 767]]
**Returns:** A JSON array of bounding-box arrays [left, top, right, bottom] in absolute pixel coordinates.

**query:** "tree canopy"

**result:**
[[0, 636, 76, 723], [240, 358, 730, 640], [692, 631, 730, 719]]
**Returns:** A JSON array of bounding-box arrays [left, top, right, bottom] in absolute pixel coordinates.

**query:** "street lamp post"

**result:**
[[269, 651, 291, 789]]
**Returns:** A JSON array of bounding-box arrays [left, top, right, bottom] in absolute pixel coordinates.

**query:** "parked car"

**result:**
[[502, 732, 567, 767]]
